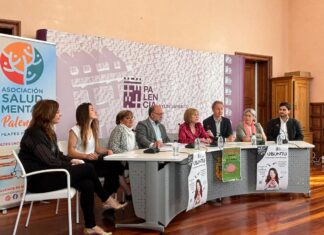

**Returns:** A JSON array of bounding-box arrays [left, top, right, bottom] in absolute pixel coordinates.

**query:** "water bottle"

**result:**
[[251, 134, 257, 146], [217, 136, 224, 148], [172, 141, 179, 156], [194, 138, 200, 150], [276, 134, 283, 145]]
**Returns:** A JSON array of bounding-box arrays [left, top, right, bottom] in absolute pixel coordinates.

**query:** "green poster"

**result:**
[[222, 147, 241, 182]]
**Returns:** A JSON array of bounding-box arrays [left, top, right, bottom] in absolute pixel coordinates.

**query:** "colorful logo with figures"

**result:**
[[0, 42, 44, 85]]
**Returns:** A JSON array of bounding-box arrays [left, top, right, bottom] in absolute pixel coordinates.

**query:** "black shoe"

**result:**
[[102, 209, 115, 223], [216, 198, 222, 203], [125, 194, 132, 201]]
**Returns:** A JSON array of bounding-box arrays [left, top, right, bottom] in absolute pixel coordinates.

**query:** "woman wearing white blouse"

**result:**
[[68, 103, 128, 209]]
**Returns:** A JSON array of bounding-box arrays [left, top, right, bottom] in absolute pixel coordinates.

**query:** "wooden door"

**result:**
[[257, 62, 269, 128], [244, 61, 255, 111], [243, 61, 269, 128], [236, 52, 272, 129]]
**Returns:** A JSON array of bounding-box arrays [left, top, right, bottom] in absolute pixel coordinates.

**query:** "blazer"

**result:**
[[266, 118, 304, 141], [135, 118, 170, 149], [178, 122, 209, 144], [203, 115, 233, 138], [236, 122, 265, 142], [108, 124, 137, 153]]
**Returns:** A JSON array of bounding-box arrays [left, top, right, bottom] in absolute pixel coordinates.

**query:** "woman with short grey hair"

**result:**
[[236, 108, 267, 142]]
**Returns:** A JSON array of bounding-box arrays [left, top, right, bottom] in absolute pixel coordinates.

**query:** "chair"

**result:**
[[57, 140, 80, 224], [12, 149, 77, 235]]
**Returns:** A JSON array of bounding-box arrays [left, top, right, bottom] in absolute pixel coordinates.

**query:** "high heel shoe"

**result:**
[[103, 196, 128, 210], [83, 225, 112, 235]]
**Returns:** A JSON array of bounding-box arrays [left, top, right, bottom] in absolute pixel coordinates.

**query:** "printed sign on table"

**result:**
[[187, 151, 208, 211], [215, 147, 241, 182], [222, 147, 241, 182], [256, 145, 289, 191]]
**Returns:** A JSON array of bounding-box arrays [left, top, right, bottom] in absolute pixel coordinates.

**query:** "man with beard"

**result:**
[[266, 102, 304, 141], [135, 105, 170, 149]]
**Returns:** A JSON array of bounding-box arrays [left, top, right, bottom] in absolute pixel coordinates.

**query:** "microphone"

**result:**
[[280, 128, 289, 143], [185, 143, 195, 149], [143, 147, 160, 153], [132, 129, 136, 132]]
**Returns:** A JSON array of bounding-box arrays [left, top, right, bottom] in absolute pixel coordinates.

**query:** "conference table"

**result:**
[[104, 141, 313, 233]]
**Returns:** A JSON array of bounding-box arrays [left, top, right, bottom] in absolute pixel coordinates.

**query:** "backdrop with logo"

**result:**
[[0, 34, 56, 209], [37, 29, 244, 140]]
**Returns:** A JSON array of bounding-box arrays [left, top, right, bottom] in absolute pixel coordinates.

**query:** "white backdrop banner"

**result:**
[[38, 29, 244, 140]]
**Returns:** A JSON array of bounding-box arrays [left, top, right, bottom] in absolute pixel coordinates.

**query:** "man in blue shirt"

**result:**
[[135, 105, 170, 149]]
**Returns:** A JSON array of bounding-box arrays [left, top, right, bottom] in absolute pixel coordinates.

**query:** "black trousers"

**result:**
[[28, 163, 110, 228], [86, 160, 124, 195]]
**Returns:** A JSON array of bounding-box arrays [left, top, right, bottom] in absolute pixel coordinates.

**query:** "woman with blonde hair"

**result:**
[[178, 108, 212, 144], [236, 108, 267, 142]]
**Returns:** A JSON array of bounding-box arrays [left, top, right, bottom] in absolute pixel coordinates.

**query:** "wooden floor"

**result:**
[[2, 164, 324, 235]]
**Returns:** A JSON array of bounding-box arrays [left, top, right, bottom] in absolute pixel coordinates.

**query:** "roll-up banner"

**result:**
[[0, 33, 56, 209]]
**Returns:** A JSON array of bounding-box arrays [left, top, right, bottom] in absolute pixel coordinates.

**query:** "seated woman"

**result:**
[[236, 108, 267, 142], [108, 110, 137, 153], [67, 103, 129, 205], [108, 110, 137, 198], [18, 100, 115, 235], [178, 108, 212, 144]]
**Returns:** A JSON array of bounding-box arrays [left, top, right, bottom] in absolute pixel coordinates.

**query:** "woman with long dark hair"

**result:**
[[18, 100, 113, 235], [194, 179, 203, 205], [265, 168, 279, 190], [68, 103, 129, 205]]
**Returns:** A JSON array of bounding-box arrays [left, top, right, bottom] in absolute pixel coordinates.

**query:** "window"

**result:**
[[0, 19, 21, 36]]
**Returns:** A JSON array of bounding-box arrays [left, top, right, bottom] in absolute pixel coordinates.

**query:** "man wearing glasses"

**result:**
[[135, 105, 170, 149]]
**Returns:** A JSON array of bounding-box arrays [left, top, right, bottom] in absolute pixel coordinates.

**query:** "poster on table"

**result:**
[[0, 33, 56, 209], [222, 147, 241, 182], [215, 147, 241, 182], [36, 29, 244, 141], [186, 151, 208, 211], [256, 145, 289, 191]]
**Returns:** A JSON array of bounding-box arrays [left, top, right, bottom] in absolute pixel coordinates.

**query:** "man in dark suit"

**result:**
[[135, 105, 170, 149], [203, 101, 235, 142], [266, 102, 304, 141]]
